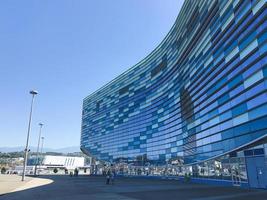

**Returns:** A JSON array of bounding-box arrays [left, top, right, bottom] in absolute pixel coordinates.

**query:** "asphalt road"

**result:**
[[1, 175, 267, 200]]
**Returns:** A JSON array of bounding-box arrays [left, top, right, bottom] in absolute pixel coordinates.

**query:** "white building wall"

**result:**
[[43, 155, 85, 169]]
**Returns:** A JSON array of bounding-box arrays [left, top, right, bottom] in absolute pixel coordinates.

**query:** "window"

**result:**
[[252, 0, 265, 15], [232, 103, 247, 117], [151, 55, 167, 77], [247, 93, 267, 109], [233, 112, 249, 126], [225, 47, 239, 62], [119, 85, 129, 95], [220, 110, 232, 121], [248, 103, 267, 120], [239, 31, 256, 50], [240, 39, 258, 59], [244, 70, 264, 88]]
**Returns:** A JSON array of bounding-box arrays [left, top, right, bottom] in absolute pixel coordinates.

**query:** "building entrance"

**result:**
[[246, 156, 267, 189]]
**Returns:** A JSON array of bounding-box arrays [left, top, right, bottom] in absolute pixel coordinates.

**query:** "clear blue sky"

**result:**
[[0, 0, 184, 149]]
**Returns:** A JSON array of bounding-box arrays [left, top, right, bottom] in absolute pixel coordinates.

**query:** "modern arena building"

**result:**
[[81, 0, 267, 188]]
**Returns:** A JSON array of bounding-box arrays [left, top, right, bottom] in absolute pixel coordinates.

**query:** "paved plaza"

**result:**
[[1, 175, 267, 200], [0, 175, 53, 196], [0, 175, 32, 196]]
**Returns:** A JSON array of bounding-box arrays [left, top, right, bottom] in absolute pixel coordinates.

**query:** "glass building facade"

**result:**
[[81, 0, 267, 188]]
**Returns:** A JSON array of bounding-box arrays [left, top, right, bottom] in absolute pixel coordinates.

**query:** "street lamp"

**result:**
[[34, 123, 44, 176], [22, 90, 38, 181], [40, 137, 45, 154]]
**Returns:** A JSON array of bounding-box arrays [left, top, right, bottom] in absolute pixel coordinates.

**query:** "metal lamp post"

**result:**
[[40, 136, 45, 154], [34, 123, 44, 176], [40, 137, 45, 167], [22, 90, 38, 181]]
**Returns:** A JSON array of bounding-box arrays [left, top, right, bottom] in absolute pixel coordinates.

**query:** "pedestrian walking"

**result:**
[[106, 170, 111, 184], [74, 168, 79, 176], [111, 171, 115, 185]]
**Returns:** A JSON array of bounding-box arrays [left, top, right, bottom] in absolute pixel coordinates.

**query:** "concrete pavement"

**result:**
[[0, 175, 267, 200], [0, 175, 53, 196]]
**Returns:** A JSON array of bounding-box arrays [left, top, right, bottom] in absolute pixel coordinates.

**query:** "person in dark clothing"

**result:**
[[74, 168, 79, 176], [111, 170, 115, 185], [106, 170, 111, 184]]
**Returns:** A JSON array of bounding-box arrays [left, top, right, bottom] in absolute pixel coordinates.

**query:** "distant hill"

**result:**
[[0, 146, 81, 153]]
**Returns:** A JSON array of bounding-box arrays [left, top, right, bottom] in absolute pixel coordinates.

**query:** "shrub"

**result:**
[[1, 167, 6, 174]]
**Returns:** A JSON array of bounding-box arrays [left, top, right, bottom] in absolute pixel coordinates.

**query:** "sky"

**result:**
[[0, 0, 184, 149]]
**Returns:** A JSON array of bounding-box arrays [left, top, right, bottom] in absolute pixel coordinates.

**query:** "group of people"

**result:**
[[105, 169, 115, 185], [69, 168, 79, 177]]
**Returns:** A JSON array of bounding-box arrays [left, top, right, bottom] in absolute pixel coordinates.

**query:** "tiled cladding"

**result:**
[[81, 0, 267, 165]]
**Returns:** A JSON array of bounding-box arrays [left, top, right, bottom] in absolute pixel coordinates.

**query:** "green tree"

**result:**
[[53, 168, 58, 174], [1, 167, 6, 174]]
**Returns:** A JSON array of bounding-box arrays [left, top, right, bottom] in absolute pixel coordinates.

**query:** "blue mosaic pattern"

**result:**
[[81, 0, 267, 165]]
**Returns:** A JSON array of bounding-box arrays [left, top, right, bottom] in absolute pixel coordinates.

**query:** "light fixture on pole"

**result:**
[[22, 90, 38, 181], [34, 123, 44, 176]]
